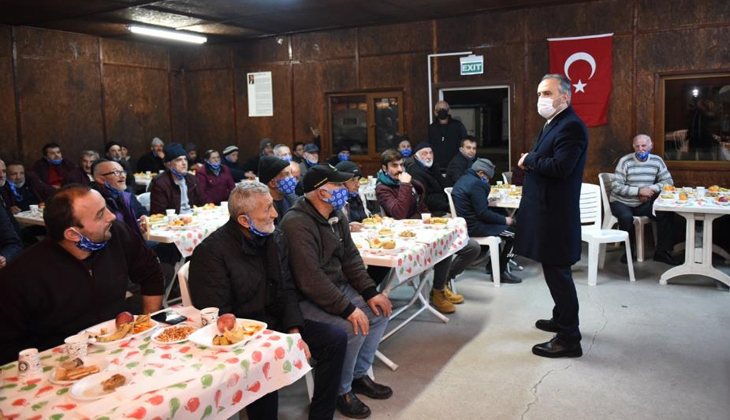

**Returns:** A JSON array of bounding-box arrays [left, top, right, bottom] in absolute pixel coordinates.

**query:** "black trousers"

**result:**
[[245, 320, 347, 420], [610, 199, 674, 252], [542, 263, 581, 344]]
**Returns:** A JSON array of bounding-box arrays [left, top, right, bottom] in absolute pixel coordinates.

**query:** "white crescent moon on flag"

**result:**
[[564, 52, 596, 81]]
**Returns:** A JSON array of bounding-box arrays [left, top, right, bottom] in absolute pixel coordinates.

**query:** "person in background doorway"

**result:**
[[427, 101, 468, 168]]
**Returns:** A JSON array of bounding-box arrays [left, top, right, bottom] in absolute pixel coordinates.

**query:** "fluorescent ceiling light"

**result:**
[[128, 25, 207, 44]]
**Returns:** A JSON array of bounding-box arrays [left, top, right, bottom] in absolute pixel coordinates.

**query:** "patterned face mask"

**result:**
[[400, 148, 412, 157], [71, 229, 108, 252], [635, 148, 652, 161], [276, 176, 297, 194], [245, 215, 274, 237], [338, 153, 350, 162], [320, 187, 349, 211]]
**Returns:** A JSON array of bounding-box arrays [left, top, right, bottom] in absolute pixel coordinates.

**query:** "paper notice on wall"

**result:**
[[247, 72, 273, 117]]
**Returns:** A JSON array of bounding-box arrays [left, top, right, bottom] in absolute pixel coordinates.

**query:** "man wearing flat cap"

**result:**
[[299, 143, 320, 181], [452, 158, 521, 283], [281, 164, 393, 419], [259, 156, 299, 224], [150, 142, 205, 214]]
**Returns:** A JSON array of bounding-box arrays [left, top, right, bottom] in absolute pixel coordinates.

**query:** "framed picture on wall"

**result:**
[[657, 72, 730, 168]]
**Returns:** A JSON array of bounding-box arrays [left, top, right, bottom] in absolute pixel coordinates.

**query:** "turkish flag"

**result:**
[[549, 33, 613, 127]]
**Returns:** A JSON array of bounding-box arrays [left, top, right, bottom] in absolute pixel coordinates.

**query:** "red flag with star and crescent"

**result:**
[[549, 33, 613, 127]]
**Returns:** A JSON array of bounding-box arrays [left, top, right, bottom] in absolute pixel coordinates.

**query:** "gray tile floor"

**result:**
[[246, 245, 730, 420]]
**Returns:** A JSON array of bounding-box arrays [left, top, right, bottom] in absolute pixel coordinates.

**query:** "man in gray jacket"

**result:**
[[281, 164, 392, 419]]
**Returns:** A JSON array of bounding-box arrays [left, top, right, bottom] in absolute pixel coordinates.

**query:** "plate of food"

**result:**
[[362, 215, 382, 225], [716, 196, 730, 206], [83, 313, 158, 348], [402, 220, 421, 226], [151, 324, 197, 345], [367, 237, 397, 250], [378, 228, 395, 236], [398, 230, 417, 239], [50, 357, 109, 386], [188, 314, 266, 351], [69, 370, 132, 401]]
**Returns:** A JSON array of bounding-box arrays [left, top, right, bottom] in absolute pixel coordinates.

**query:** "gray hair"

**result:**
[[228, 181, 271, 217], [273, 143, 290, 156], [151, 137, 164, 146], [80, 150, 99, 160], [541, 74, 572, 104]]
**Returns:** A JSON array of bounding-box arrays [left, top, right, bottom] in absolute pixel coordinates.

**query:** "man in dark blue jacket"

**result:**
[[514, 74, 588, 359], [452, 159, 520, 284]]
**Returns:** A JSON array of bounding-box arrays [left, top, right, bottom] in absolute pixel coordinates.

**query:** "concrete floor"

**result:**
[[253, 246, 730, 420]]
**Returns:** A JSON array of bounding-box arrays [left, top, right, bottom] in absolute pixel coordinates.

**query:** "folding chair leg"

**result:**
[[489, 243, 501, 287], [598, 243, 607, 269], [624, 238, 636, 282], [305, 371, 314, 402], [588, 241, 599, 286], [652, 222, 658, 247], [635, 222, 645, 262]]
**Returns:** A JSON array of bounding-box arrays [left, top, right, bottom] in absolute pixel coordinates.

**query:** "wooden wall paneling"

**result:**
[[358, 21, 432, 57], [15, 27, 104, 165], [101, 38, 168, 69], [0, 25, 17, 159], [436, 10, 523, 51], [185, 68, 236, 154], [103, 65, 172, 159], [180, 44, 232, 71], [232, 37, 290, 66], [525, 0, 632, 41], [292, 29, 356, 61], [291, 59, 357, 155], [638, 0, 730, 31]]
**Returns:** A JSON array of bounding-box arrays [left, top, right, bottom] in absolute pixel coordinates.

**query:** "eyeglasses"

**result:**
[[101, 170, 126, 177]]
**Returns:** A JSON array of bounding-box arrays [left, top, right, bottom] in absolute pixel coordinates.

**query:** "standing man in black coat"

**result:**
[[514, 74, 588, 359], [428, 101, 468, 168]]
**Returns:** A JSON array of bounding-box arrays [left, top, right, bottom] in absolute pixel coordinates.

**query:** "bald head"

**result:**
[[93, 160, 126, 191], [633, 134, 652, 147]]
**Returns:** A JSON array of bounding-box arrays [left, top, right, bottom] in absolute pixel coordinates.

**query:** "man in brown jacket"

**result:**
[[150, 143, 205, 214]]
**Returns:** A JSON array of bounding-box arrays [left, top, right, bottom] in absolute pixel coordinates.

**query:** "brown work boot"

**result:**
[[431, 288, 456, 314], [444, 284, 464, 304]]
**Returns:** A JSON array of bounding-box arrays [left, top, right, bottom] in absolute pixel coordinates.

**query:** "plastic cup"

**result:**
[[64, 334, 88, 359], [421, 213, 431, 224], [200, 307, 219, 327], [29, 204, 39, 214], [18, 348, 42, 379]]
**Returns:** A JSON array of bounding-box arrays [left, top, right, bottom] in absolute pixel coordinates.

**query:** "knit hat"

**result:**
[[222, 145, 239, 156], [260, 138, 274, 151], [302, 164, 353, 193], [472, 158, 495, 178], [413, 142, 432, 154], [163, 143, 187, 163], [104, 141, 120, 154], [185, 142, 197, 153], [335, 161, 363, 178], [303, 143, 319, 153], [151, 137, 164, 146], [258, 156, 290, 185]]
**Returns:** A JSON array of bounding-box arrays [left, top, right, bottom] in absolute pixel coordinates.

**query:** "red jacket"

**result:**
[[375, 179, 428, 220], [195, 165, 235, 205]]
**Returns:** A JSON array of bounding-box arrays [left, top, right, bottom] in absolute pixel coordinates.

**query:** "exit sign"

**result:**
[[460, 55, 484, 75]]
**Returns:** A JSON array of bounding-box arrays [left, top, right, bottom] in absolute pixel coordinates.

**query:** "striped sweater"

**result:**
[[610, 153, 673, 207]]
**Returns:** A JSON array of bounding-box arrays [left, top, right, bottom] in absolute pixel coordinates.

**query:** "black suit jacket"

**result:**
[[513, 106, 588, 265]]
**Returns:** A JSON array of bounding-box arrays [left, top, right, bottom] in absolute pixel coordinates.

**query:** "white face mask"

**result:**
[[537, 97, 557, 120]]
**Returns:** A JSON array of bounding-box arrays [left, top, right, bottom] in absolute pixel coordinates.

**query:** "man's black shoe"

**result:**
[[653, 250, 681, 266], [532, 337, 583, 358], [535, 319, 561, 333], [351, 375, 393, 399], [492, 270, 522, 284], [337, 392, 371, 419]]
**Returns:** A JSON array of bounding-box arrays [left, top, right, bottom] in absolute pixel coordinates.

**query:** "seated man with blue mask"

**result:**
[[259, 156, 299, 225], [281, 165, 393, 419], [299, 143, 320, 180], [273, 143, 294, 162], [610, 134, 680, 265], [452, 158, 521, 284], [327, 144, 351, 166], [150, 143, 205, 215]]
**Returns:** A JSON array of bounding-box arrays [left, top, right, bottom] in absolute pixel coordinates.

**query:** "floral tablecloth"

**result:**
[[0, 307, 311, 420], [352, 218, 469, 283], [13, 210, 45, 227], [146, 210, 230, 258]]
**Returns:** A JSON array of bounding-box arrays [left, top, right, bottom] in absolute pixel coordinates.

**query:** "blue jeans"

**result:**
[[299, 284, 389, 395]]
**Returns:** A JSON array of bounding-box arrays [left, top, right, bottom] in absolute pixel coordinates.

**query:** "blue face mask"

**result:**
[[305, 158, 318, 166], [480, 175, 490, 184], [8, 182, 22, 201], [321, 187, 349, 211], [277, 176, 297, 194], [281, 155, 292, 162], [104, 181, 122, 199], [635, 149, 652, 161], [47, 158, 63, 165], [170, 168, 186, 180], [207, 161, 221, 171], [72, 229, 108, 252], [245, 215, 273, 237], [401, 148, 412, 158], [338, 153, 350, 162]]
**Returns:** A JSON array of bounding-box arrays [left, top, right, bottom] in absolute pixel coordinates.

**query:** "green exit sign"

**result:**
[[460, 55, 484, 76]]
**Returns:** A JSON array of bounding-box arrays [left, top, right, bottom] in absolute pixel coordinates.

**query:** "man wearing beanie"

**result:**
[[327, 143, 351, 166], [137, 137, 166, 174], [405, 142, 451, 216], [452, 158, 521, 284], [104, 141, 135, 192], [259, 156, 299, 224], [281, 164, 393, 419], [150, 142, 205, 215], [242, 138, 275, 177], [221, 145, 246, 182]]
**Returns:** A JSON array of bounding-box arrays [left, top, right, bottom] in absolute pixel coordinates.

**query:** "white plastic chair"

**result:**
[[502, 171, 512, 184], [176, 261, 192, 307], [580, 183, 635, 286], [444, 187, 502, 287], [137, 192, 151, 213], [598, 173, 657, 262]]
